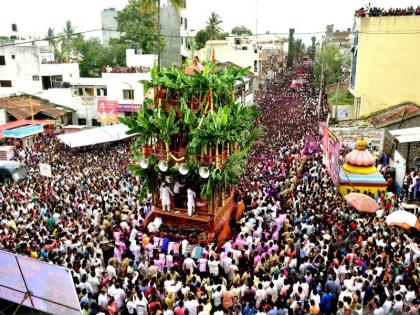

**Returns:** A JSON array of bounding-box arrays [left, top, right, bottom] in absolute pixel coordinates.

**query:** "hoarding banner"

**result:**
[[322, 125, 341, 186], [0, 251, 81, 315], [81, 96, 96, 106], [97, 98, 119, 123]]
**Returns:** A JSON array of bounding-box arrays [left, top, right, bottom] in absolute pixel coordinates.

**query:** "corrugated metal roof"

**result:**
[[0, 96, 74, 120]]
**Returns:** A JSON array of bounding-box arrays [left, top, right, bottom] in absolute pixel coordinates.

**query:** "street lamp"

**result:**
[[123, 82, 134, 114]]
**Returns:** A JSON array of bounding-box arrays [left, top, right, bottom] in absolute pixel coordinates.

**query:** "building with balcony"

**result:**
[[349, 15, 420, 117], [0, 42, 79, 97], [197, 34, 285, 78], [0, 39, 154, 127]]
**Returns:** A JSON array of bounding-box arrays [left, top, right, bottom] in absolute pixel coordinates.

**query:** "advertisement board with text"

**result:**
[[0, 251, 80, 315], [322, 125, 341, 186]]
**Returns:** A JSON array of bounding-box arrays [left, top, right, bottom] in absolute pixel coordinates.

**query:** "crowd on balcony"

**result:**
[[41, 59, 73, 64], [0, 62, 418, 315], [101, 66, 151, 74], [355, 5, 420, 17]]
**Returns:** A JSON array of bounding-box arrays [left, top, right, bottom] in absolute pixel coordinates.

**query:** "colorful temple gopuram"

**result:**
[[338, 138, 387, 196]]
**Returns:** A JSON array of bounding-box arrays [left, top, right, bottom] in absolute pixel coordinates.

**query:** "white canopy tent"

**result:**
[[57, 124, 135, 148]]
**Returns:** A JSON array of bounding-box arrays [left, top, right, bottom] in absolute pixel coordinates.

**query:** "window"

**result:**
[[11, 55, 15, 59], [0, 56, 5, 65], [92, 118, 101, 126], [32, 75, 40, 81], [78, 118, 86, 125], [180, 17, 183, 26], [96, 88, 101, 96], [0, 80, 12, 87], [78, 88, 83, 96], [184, 18, 187, 30], [123, 89, 134, 100], [85, 87, 94, 96], [11, 24, 17, 32], [102, 88, 107, 96]]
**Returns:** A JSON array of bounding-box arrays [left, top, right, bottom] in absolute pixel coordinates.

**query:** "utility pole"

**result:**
[[317, 39, 326, 119], [334, 79, 340, 119]]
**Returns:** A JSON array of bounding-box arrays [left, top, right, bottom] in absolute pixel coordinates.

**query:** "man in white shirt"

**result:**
[[106, 264, 117, 280], [98, 287, 109, 311], [208, 256, 220, 277], [184, 294, 199, 315], [111, 283, 126, 310], [183, 255, 197, 273], [222, 253, 233, 276], [393, 294, 404, 313], [255, 283, 267, 307], [212, 286, 223, 309]]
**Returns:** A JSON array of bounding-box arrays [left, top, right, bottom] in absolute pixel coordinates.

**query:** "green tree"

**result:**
[[314, 44, 350, 86], [62, 20, 75, 59], [294, 38, 305, 61], [73, 37, 127, 77], [206, 12, 223, 40], [231, 25, 252, 36], [138, 0, 186, 69], [195, 29, 210, 50], [46, 27, 56, 48], [219, 32, 229, 40], [286, 28, 294, 67], [307, 36, 316, 60], [115, 0, 161, 57]]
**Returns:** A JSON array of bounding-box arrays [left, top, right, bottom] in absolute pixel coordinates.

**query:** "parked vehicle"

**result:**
[[0, 161, 28, 184]]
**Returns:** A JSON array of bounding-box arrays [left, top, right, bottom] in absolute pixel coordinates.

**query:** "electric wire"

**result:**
[[1, 27, 419, 48]]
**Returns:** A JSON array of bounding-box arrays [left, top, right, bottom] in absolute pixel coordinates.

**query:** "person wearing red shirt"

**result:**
[[148, 295, 162, 313], [174, 300, 185, 315]]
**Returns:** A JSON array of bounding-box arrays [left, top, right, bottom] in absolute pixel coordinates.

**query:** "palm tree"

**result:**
[[63, 20, 75, 59], [63, 20, 75, 40], [139, 0, 186, 69], [294, 38, 306, 61], [46, 27, 56, 48], [206, 12, 223, 40]]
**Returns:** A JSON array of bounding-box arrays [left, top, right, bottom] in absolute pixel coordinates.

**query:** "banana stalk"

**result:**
[[215, 141, 219, 169], [198, 90, 212, 128], [165, 141, 170, 160], [221, 189, 225, 206]]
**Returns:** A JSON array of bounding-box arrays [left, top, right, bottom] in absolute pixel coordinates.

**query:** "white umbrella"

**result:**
[[386, 210, 420, 230]]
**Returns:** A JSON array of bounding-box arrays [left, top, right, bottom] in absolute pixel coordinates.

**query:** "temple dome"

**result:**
[[342, 138, 377, 174]]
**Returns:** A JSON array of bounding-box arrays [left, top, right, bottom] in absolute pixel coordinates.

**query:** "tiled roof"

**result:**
[[369, 102, 420, 128]]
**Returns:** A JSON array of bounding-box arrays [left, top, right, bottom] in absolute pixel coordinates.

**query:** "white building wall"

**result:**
[[126, 50, 157, 68], [102, 72, 150, 106], [41, 71, 151, 127], [0, 45, 42, 96], [39, 63, 80, 83]]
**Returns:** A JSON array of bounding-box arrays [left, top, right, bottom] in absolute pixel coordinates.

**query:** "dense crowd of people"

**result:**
[[0, 62, 419, 315], [355, 5, 420, 17], [101, 66, 151, 74]]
